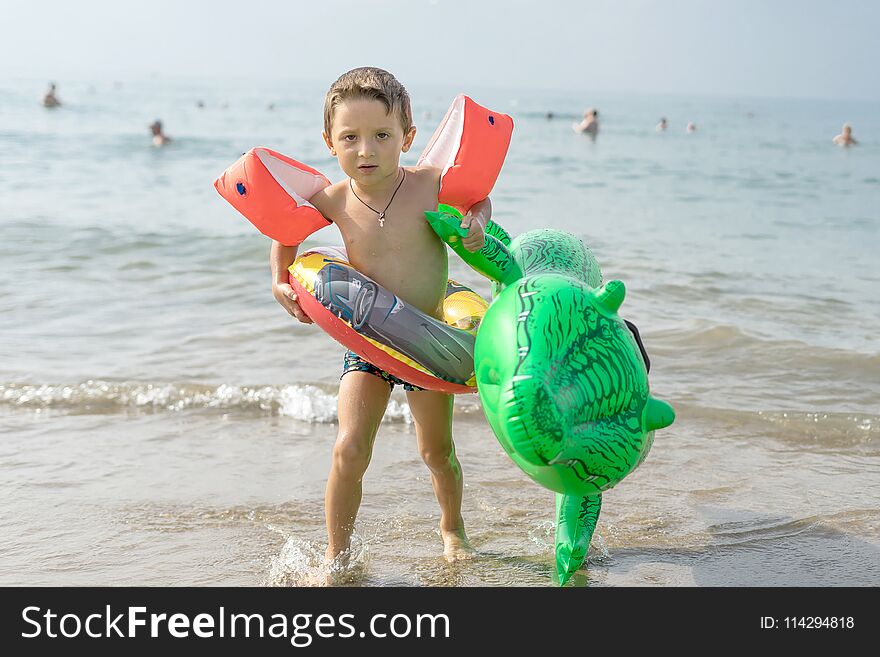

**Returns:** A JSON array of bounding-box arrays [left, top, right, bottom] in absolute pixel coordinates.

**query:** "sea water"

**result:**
[[1, 75, 878, 586]]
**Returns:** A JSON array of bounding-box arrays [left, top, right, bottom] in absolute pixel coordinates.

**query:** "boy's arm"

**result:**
[[460, 197, 492, 253], [419, 164, 491, 251], [270, 240, 313, 324], [269, 184, 341, 323]]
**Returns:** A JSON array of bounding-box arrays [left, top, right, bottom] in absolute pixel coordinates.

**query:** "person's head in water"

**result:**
[[833, 122, 857, 146], [42, 82, 61, 107], [574, 107, 599, 137], [149, 119, 171, 146]]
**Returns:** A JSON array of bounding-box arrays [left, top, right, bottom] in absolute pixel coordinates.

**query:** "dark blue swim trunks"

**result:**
[[341, 350, 424, 391]]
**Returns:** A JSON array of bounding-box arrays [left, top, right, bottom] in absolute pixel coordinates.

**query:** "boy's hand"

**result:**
[[460, 212, 486, 252], [273, 283, 314, 324]]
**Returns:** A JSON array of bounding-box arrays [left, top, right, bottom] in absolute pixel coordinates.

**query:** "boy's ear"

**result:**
[[322, 131, 336, 155], [401, 125, 417, 153]]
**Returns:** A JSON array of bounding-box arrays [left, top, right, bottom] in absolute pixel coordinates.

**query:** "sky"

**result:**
[[2, 0, 878, 101]]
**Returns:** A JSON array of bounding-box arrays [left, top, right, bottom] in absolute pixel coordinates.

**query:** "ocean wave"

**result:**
[[649, 319, 880, 378], [705, 510, 880, 548], [0, 380, 413, 424], [752, 409, 879, 452], [1, 218, 347, 276], [705, 515, 822, 548], [674, 402, 880, 453]]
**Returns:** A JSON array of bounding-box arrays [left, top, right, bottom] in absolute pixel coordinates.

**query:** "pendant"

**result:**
[[378, 212, 385, 227]]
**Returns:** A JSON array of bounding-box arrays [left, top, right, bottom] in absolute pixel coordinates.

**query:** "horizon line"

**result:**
[[3, 68, 879, 106]]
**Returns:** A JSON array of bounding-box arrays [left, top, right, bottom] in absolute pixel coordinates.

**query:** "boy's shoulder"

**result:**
[[308, 180, 345, 220], [321, 179, 349, 198], [406, 164, 442, 194]]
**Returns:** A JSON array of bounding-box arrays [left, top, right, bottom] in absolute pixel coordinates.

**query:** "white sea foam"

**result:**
[[263, 534, 370, 587], [0, 380, 417, 424]]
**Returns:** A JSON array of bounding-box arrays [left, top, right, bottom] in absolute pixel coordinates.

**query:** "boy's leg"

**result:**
[[326, 371, 391, 563], [405, 389, 475, 561]]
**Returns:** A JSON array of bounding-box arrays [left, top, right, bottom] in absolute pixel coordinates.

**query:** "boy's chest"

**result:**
[[335, 187, 439, 255]]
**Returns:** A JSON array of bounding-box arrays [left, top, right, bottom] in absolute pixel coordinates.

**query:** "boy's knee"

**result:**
[[419, 442, 456, 473], [332, 431, 373, 478]]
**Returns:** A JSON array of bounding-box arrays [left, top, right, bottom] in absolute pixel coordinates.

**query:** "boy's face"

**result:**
[[323, 98, 416, 186]]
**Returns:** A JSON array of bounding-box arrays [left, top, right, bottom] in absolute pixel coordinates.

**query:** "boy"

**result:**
[[270, 68, 490, 573]]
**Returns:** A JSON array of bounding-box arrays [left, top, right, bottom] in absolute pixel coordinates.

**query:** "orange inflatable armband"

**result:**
[[215, 96, 512, 245], [214, 147, 331, 246], [417, 94, 514, 215]]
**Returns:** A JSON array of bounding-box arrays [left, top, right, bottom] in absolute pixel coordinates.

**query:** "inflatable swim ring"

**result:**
[[292, 246, 488, 393], [214, 95, 513, 391]]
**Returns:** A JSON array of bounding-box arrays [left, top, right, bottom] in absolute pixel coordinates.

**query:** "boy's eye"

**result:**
[[342, 134, 357, 141], [377, 132, 389, 139]]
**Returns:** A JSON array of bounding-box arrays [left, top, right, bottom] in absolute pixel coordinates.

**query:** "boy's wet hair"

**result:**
[[323, 67, 413, 137]]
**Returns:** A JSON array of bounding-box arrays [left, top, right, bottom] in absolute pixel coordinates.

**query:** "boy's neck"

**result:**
[[350, 167, 403, 196]]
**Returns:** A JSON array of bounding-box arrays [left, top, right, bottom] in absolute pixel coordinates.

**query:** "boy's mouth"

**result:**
[[358, 164, 378, 170]]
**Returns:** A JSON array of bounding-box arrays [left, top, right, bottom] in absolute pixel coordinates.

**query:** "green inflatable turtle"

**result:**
[[426, 206, 676, 585]]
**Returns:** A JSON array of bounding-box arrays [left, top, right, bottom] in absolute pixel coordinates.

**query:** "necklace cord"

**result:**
[[349, 168, 406, 220]]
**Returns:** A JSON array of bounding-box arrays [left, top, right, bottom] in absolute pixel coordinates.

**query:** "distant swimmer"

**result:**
[[832, 123, 857, 147], [42, 82, 61, 108], [573, 107, 599, 139], [149, 119, 172, 147], [546, 111, 555, 120], [196, 100, 205, 109], [656, 117, 667, 131], [686, 122, 697, 133], [267, 102, 275, 111]]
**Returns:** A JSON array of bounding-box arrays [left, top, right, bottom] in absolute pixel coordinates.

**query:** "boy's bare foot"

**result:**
[[321, 568, 344, 586], [292, 551, 343, 587], [325, 546, 350, 566], [441, 527, 476, 562], [300, 569, 333, 587], [321, 547, 352, 585]]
